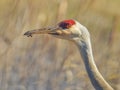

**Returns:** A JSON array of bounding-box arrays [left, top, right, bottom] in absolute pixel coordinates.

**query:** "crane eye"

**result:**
[[58, 19, 75, 29], [59, 22, 70, 29]]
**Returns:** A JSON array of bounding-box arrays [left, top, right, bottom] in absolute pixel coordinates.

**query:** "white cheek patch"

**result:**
[[70, 25, 82, 37], [61, 30, 72, 35], [55, 30, 72, 35]]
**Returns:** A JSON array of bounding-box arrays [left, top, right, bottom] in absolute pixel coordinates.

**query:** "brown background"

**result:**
[[0, 0, 120, 90]]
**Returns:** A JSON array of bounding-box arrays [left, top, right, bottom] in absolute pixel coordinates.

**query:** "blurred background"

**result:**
[[0, 0, 120, 90]]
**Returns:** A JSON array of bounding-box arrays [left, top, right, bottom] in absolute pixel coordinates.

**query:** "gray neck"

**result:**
[[74, 38, 113, 90]]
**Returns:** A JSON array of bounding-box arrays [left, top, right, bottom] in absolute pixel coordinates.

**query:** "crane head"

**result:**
[[24, 19, 89, 42]]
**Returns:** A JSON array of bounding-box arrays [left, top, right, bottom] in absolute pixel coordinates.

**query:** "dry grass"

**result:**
[[0, 0, 120, 90]]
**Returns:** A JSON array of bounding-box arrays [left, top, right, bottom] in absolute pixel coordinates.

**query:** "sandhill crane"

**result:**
[[24, 19, 113, 90]]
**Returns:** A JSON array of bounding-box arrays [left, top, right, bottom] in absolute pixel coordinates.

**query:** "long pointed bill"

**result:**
[[24, 26, 72, 37], [24, 26, 62, 37]]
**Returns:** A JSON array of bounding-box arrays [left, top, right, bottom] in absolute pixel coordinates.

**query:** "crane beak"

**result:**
[[24, 26, 62, 37], [24, 26, 72, 37]]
